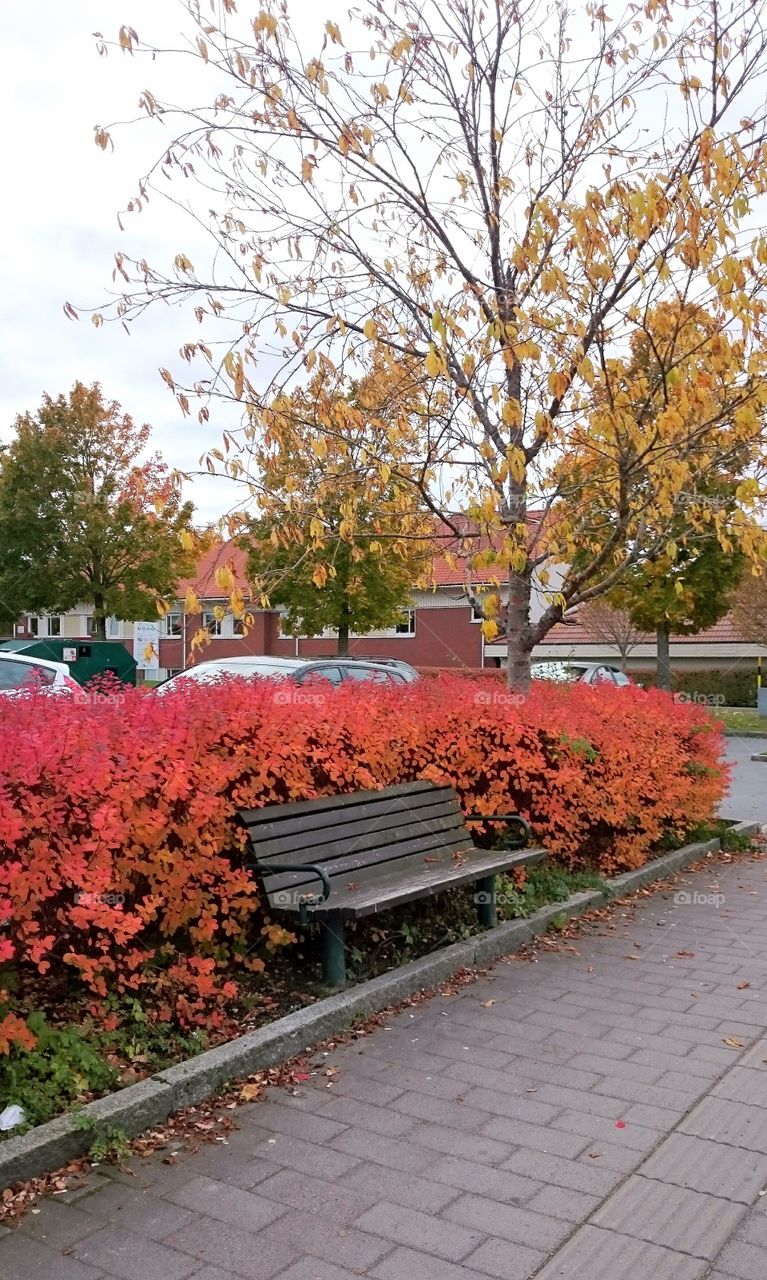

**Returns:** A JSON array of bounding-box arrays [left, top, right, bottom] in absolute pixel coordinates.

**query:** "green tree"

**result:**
[[0, 383, 195, 639], [242, 365, 430, 654], [611, 536, 746, 691]]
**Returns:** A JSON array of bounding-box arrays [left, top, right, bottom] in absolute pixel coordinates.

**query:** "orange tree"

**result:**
[[85, 0, 767, 684], [240, 357, 432, 653]]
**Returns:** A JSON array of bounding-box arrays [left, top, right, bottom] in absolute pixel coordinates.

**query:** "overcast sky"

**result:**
[[0, 2, 233, 524]]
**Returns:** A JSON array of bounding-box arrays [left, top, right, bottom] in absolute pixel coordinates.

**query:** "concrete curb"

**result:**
[[0, 822, 759, 1189], [724, 728, 767, 739]]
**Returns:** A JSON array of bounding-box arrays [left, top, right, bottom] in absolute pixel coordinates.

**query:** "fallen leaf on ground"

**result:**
[[723, 1037, 745, 1048], [481, 1000, 496, 1008], [737, 982, 751, 990]]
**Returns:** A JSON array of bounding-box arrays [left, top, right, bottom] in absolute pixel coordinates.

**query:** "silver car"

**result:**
[[154, 655, 413, 694]]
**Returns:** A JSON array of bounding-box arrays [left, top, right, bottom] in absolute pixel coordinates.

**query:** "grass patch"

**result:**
[[715, 707, 767, 734]]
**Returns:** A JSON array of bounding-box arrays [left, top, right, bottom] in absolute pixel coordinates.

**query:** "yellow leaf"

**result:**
[[481, 619, 499, 641], [312, 564, 328, 588]]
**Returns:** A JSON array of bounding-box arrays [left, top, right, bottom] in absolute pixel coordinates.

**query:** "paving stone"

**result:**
[[331, 1125, 436, 1173], [354, 1199, 483, 1261], [532, 1224, 708, 1278], [548, 1108, 663, 1153], [256, 1166, 375, 1223], [480, 1116, 590, 1159], [427, 1153, 541, 1204], [388, 1089, 489, 1131], [409, 1121, 516, 1166], [253, 1133, 361, 1179], [371, 1245, 498, 1280], [72, 1224, 199, 1280], [460, 1236, 549, 1280], [320, 1093, 415, 1136], [592, 1175, 745, 1259], [714, 1238, 767, 1280], [503, 1147, 624, 1196], [75, 1180, 196, 1239], [274, 1259, 374, 1280], [0, 1231, 106, 1280], [240, 1101, 348, 1145], [712, 1068, 767, 1106], [164, 1175, 288, 1232], [17, 1200, 101, 1250], [336, 1160, 460, 1213], [640, 1133, 767, 1202], [524, 1183, 602, 1222], [443, 1193, 571, 1251], [529, 1082, 626, 1118], [680, 1096, 767, 1152], [259, 1206, 392, 1271], [372, 1062, 474, 1100], [163, 1215, 296, 1278]]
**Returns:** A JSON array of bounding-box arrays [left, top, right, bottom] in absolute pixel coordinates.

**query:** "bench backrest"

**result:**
[[240, 780, 473, 897]]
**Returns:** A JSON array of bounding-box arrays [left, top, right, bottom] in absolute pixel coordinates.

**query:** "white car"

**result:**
[[531, 661, 632, 687], [0, 652, 82, 697], [153, 655, 412, 694]]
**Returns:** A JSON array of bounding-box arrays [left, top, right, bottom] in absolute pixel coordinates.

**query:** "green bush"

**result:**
[[0, 1013, 118, 1132], [633, 666, 757, 707]]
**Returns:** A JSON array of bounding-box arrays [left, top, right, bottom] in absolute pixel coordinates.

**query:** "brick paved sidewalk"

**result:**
[[3, 850, 767, 1280]]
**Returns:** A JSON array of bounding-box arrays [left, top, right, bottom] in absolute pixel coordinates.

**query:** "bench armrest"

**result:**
[[465, 813, 531, 850], [248, 860, 332, 905]]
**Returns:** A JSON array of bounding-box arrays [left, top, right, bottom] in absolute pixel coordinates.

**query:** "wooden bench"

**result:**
[[240, 780, 546, 986]]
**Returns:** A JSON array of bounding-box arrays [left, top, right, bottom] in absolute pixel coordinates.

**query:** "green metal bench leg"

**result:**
[[476, 874, 497, 928], [321, 912, 346, 987]]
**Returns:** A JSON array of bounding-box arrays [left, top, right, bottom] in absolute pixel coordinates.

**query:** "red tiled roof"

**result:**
[[428, 512, 545, 587], [539, 611, 751, 647], [182, 515, 548, 597], [176, 541, 250, 599]]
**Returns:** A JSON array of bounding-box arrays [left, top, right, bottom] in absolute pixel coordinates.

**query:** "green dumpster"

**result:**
[[0, 639, 137, 687]]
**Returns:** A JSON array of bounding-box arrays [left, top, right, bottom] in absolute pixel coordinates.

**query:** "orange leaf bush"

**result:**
[[0, 675, 727, 1037]]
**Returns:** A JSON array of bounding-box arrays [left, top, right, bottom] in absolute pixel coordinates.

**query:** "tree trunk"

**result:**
[[656, 620, 672, 691], [504, 474, 533, 690], [92, 590, 107, 641], [337, 599, 351, 656]]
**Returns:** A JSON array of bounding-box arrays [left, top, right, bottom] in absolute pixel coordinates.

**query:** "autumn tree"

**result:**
[[87, 0, 767, 685], [573, 601, 642, 671], [242, 360, 431, 652], [0, 383, 195, 638], [611, 537, 746, 689], [730, 573, 767, 647]]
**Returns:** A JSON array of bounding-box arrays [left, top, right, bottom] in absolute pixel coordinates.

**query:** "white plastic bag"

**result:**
[[0, 1104, 25, 1131]]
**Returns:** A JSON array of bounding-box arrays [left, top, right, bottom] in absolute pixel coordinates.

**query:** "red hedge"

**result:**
[[0, 675, 727, 1039]]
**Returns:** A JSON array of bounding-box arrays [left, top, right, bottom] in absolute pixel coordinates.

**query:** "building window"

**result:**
[[165, 613, 183, 638], [48, 616, 61, 637], [85, 617, 99, 638], [393, 610, 416, 635], [470, 603, 485, 622], [203, 611, 222, 637], [233, 616, 247, 637], [106, 616, 122, 639], [28, 617, 39, 636]]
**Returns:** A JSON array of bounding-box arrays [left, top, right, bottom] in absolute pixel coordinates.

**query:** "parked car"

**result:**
[[531, 661, 632, 687], [335, 655, 420, 682], [153, 655, 414, 694], [0, 652, 83, 697]]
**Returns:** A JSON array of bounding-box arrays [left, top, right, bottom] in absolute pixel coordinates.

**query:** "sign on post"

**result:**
[[133, 621, 161, 672]]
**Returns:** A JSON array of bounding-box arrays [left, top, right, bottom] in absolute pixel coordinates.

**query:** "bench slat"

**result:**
[[259, 829, 474, 892], [240, 780, 453, 830], [264, 846, 546, 919], [253, 805, 467, 866]]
